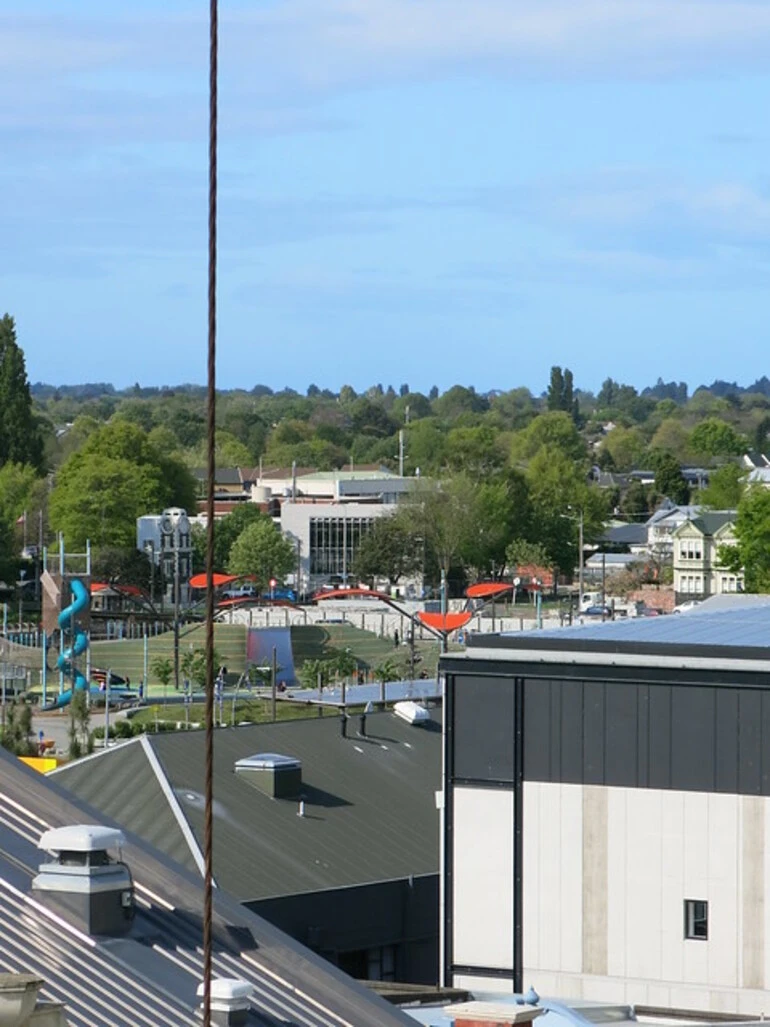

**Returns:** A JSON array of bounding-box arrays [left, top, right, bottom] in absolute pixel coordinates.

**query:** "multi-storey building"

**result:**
[[672, 511, 740, 601]]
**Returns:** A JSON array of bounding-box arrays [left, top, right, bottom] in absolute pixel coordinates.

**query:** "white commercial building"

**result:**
[[439, 602, 770, 1016]]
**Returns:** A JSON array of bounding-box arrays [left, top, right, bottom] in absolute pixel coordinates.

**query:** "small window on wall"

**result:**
[[684, 899, 708, 940]]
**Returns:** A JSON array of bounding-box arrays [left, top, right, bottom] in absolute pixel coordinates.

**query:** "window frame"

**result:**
[[684, 898, 708, 941]]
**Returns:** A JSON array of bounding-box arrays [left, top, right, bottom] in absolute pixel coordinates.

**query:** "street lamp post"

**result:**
[[566, 506, 585, 610], [578, 509, 584, 610]]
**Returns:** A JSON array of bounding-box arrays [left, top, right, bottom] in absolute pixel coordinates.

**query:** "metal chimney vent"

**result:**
[[32, 825, 135, 937]]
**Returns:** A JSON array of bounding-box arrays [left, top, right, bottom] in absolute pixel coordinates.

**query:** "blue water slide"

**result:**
[[44, 579, 94, 711]]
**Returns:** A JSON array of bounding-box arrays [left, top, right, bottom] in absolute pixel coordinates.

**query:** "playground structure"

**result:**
[[46, 578, 91, 710]]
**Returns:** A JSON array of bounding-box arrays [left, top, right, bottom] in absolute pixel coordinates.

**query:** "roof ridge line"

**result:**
[[140, 734, 211, 883]]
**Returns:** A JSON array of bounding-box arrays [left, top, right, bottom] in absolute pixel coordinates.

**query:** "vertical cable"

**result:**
[[202, 0, 218, 1023]]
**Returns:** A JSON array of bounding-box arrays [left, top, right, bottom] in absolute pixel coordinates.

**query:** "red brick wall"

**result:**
[[627, 586, 676, 613]]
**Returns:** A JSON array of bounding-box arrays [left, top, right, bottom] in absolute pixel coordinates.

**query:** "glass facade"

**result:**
[[309, 516, 375, 579]]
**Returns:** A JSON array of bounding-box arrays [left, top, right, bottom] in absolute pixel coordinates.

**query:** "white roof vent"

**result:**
[[38, 825, 125, 853], [197, 978, 253, 1025], [234, 753, 301, 772], [393, 701, 430, 726]]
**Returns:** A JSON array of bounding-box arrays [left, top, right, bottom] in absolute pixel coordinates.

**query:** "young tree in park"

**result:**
[[151, 656, 174, 692], [227, 519, 295, 588], [0, 315, 43, 470]]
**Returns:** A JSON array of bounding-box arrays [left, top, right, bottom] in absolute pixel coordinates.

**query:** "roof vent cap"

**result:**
[[393, 701, 430, 726], [197, 979, 253, 1025], [234, 752, 301, 772], [38, 825, 125, 853]]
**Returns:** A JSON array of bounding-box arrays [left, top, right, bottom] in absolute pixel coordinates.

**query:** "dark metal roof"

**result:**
[[597, 522, 647, 547], [0, 748, 418, 1026], [55, 709, 441, 903]]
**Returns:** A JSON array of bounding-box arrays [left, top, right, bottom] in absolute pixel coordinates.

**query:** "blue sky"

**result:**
[[4, 1, 770, 395]]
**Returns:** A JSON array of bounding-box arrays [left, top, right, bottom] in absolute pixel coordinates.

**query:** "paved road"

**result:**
[[32, 707, 129, 755]]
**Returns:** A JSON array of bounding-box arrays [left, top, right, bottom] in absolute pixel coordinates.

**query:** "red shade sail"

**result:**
[[417, 611, 472, 633], [313, 588, 392, 601], [189, 572, 237, 589], [465, 583, 514, 599]]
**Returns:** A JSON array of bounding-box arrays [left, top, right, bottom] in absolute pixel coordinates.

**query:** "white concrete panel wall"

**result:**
[[521, 782, 770, 1012], [523, 782, 583, 974], [452, 786, 514, 970]]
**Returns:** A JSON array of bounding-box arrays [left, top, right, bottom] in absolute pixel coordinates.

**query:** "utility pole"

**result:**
[[440, 567, 448, 654], [173, 541, 180, 692], [578, 510, 585, 610], [398, 429, 404, 477]]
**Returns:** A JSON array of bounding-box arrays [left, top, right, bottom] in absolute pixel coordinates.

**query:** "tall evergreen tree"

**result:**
[[0, 315, 42, 470]]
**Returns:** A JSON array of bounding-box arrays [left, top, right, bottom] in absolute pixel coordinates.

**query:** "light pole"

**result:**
[[566, 506, 585, 609], [144, 540, 156, 608]]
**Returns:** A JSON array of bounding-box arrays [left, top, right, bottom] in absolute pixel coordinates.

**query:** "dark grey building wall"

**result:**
[[247, 874, 439, 985], [447, 669, 770, 796]]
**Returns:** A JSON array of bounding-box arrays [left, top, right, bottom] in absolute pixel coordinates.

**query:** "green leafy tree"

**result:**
[[403, 476, 476, 583], [227, 519, 295, 588], [373, 657, 402, 686], [689, 418, 745, 460], [181, 646, 221, 689], [461, 473, 531, 580], [619, 480, 653, 520], [510, 411, 586, 464], [648, 449, 689, 504], [404, 419, 447, 474], [698, 465, 745, 509], [351, 513, 421, 586], [600, 427, 647, 472], [1, 700, 35, 756], [0, 315, 43, 470], [431, 385, 488, 421], [68, 689, 93, 759], [546, 366, 577, 420], [506, 539, 551, 575], [445, 424, 506, 478], [650, 419, 691, 463], [0, 463, 41, 528], [524, 446, 607, 580], [50, 421, 196, 548], [212, 505, 271, 572], [151, 656, 174, 691], [719, 487, 770, 592]]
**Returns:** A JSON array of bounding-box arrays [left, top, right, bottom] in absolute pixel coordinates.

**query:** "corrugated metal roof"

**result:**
[[513, 600, 770, 650], [0, 748, 418, 1026], [56, 709, 441, 903], [52, 738, 200, 876]]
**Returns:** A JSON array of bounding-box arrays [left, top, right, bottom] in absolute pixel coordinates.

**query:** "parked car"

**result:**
[[222, 584, 258, 600], [582, 605, 613, 618]]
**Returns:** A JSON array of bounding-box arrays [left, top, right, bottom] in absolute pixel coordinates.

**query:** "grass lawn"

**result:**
[[88, 623, 247, 696], [290, 623, 443, 678]]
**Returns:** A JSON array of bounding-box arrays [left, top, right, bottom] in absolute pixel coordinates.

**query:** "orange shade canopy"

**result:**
[[465, 582, 514, 599], [417, 611, 472, 633], [188, 572, 237, 589], [313, 588, 392, 601]]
